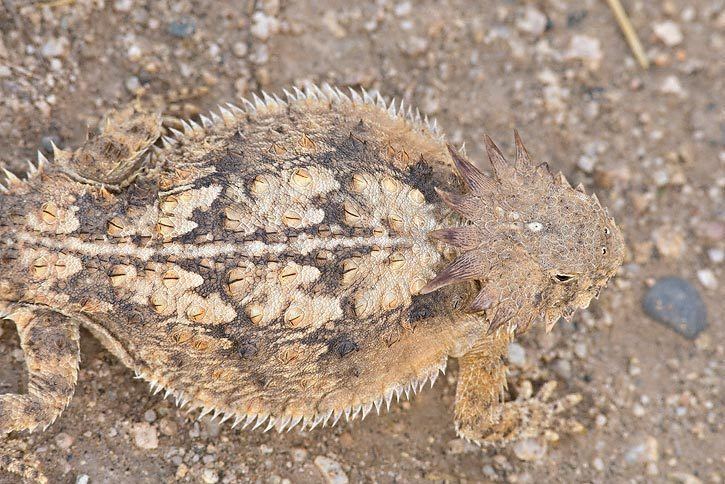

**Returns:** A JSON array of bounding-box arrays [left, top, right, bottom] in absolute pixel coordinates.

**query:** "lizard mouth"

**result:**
[[136, 358, 448, 433]]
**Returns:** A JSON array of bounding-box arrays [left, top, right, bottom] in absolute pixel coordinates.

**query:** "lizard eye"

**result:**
[[554, 273, 575, 283], [604, 227, 611, 236]]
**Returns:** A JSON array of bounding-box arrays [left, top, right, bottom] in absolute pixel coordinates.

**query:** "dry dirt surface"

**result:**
[[1, 0, 723, 483]]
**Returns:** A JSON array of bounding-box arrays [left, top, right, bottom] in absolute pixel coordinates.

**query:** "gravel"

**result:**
[[168, 18, 197, 38], [513, 438, 547, 461], [314, 456, 348, 484], [132, 422, 159, 450], [642, 277, 708, 339]]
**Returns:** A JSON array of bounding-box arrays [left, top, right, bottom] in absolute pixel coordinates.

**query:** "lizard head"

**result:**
[[421, 132, 624, 334]]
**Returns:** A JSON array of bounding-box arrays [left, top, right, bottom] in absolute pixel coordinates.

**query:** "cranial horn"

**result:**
[[420, 251, 486, 295], [446, 144, 496, 192], [483, 134, 509, 180]]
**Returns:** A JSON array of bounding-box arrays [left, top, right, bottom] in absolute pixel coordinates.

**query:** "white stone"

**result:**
[[565, 35, 602, 70], [394, 2, 412, 17], [516, 6, 547, 37], [201, 469, 219, 484], [507, 342, 526, 367], [660, 75, 686, 97], [513, 438, 547, 461], [696, 269, 718, 290], [653, 21, 683, 46], [132, 422, 158, 450], [577, 155, 597, 173], [625, 436, 659, 464], [707, 248, 723, 264], [251, 12, 280, 41], [314, 456, 348, 484], [113, 0, 132, 12], [41, 37, 69, 58]]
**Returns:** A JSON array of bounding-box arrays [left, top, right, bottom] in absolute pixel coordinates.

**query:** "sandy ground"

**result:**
[[0, 0, 723, 482]]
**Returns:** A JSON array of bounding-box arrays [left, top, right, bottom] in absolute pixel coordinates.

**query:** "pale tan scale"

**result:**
[[159, 195, 179, 213], [350, 173, 368, 193], [250, 175, 270, 195], [284, 305, 305, 327], [156, 216, 175, 237], [227, 265, 254, 297], [40, 202, 58, 225], [107, 217, 126, 237], [282, 210, 303, 228], [278, 263, 301, 285], [109, 264, 136, 287], [186, 304, 206, 323], [341, 258, 360, 286], [291, 168, 312, 188], [381, 176, 402, 194], [342, 201, 362, 227], [161, 270, 181, 289], [30, 256, 50, 279], [245, 303, 264, 325], [387, 213, 405, 232]]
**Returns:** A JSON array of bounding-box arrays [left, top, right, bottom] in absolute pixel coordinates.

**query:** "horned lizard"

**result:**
[[0, 84, 624, 479]]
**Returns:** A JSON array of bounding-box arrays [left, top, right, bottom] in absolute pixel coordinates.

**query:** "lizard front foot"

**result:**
[[456, 380, 584, 446]]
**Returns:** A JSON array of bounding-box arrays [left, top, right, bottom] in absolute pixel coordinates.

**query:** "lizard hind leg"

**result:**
[[56, 106, 162, 188], [0, 307, 80, 435]]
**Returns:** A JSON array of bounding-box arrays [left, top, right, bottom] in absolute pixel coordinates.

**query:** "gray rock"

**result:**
[[643, 277, 707, 339], [168, 18, 196, 38]]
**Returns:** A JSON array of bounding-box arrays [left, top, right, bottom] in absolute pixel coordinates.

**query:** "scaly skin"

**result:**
[[0, 85, 624, 479]]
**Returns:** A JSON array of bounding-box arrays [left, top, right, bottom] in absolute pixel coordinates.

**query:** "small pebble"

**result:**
[[314, 456, 349, 484], [653, 21, 684, 46], [708, 248, 723, 264], [661, 76, 686, 97], [552, 358, 571, 379], [144, 409, 157, 423], [113, 0, 132, 12], [125, 76, 140, 93], [513, 438, 547, 461], [41, 38, 69, 58], [394, 1, 412, 17], [55, 432, 73, 450], [593, 457, 605, 471], [292, 447, 308, 462], [201, 469, 219, 484], [168, 18, 196, 38], [651, 226, 685, 259], [625, 436, 659, 464], [251, 12, 280, 41], [642, 277, 708, 339], [577, 155, 597, 173], [516, 6, 548, 37], [132, 422, 159, 450], [507, 342, 526, 367], [232, 42, 248, 58], [565, 34, 602, 70], [696, 269, 718, 290], [668, 472, 703, 484], [158, 417, 178, 436], [75, 475, 90, 484]]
